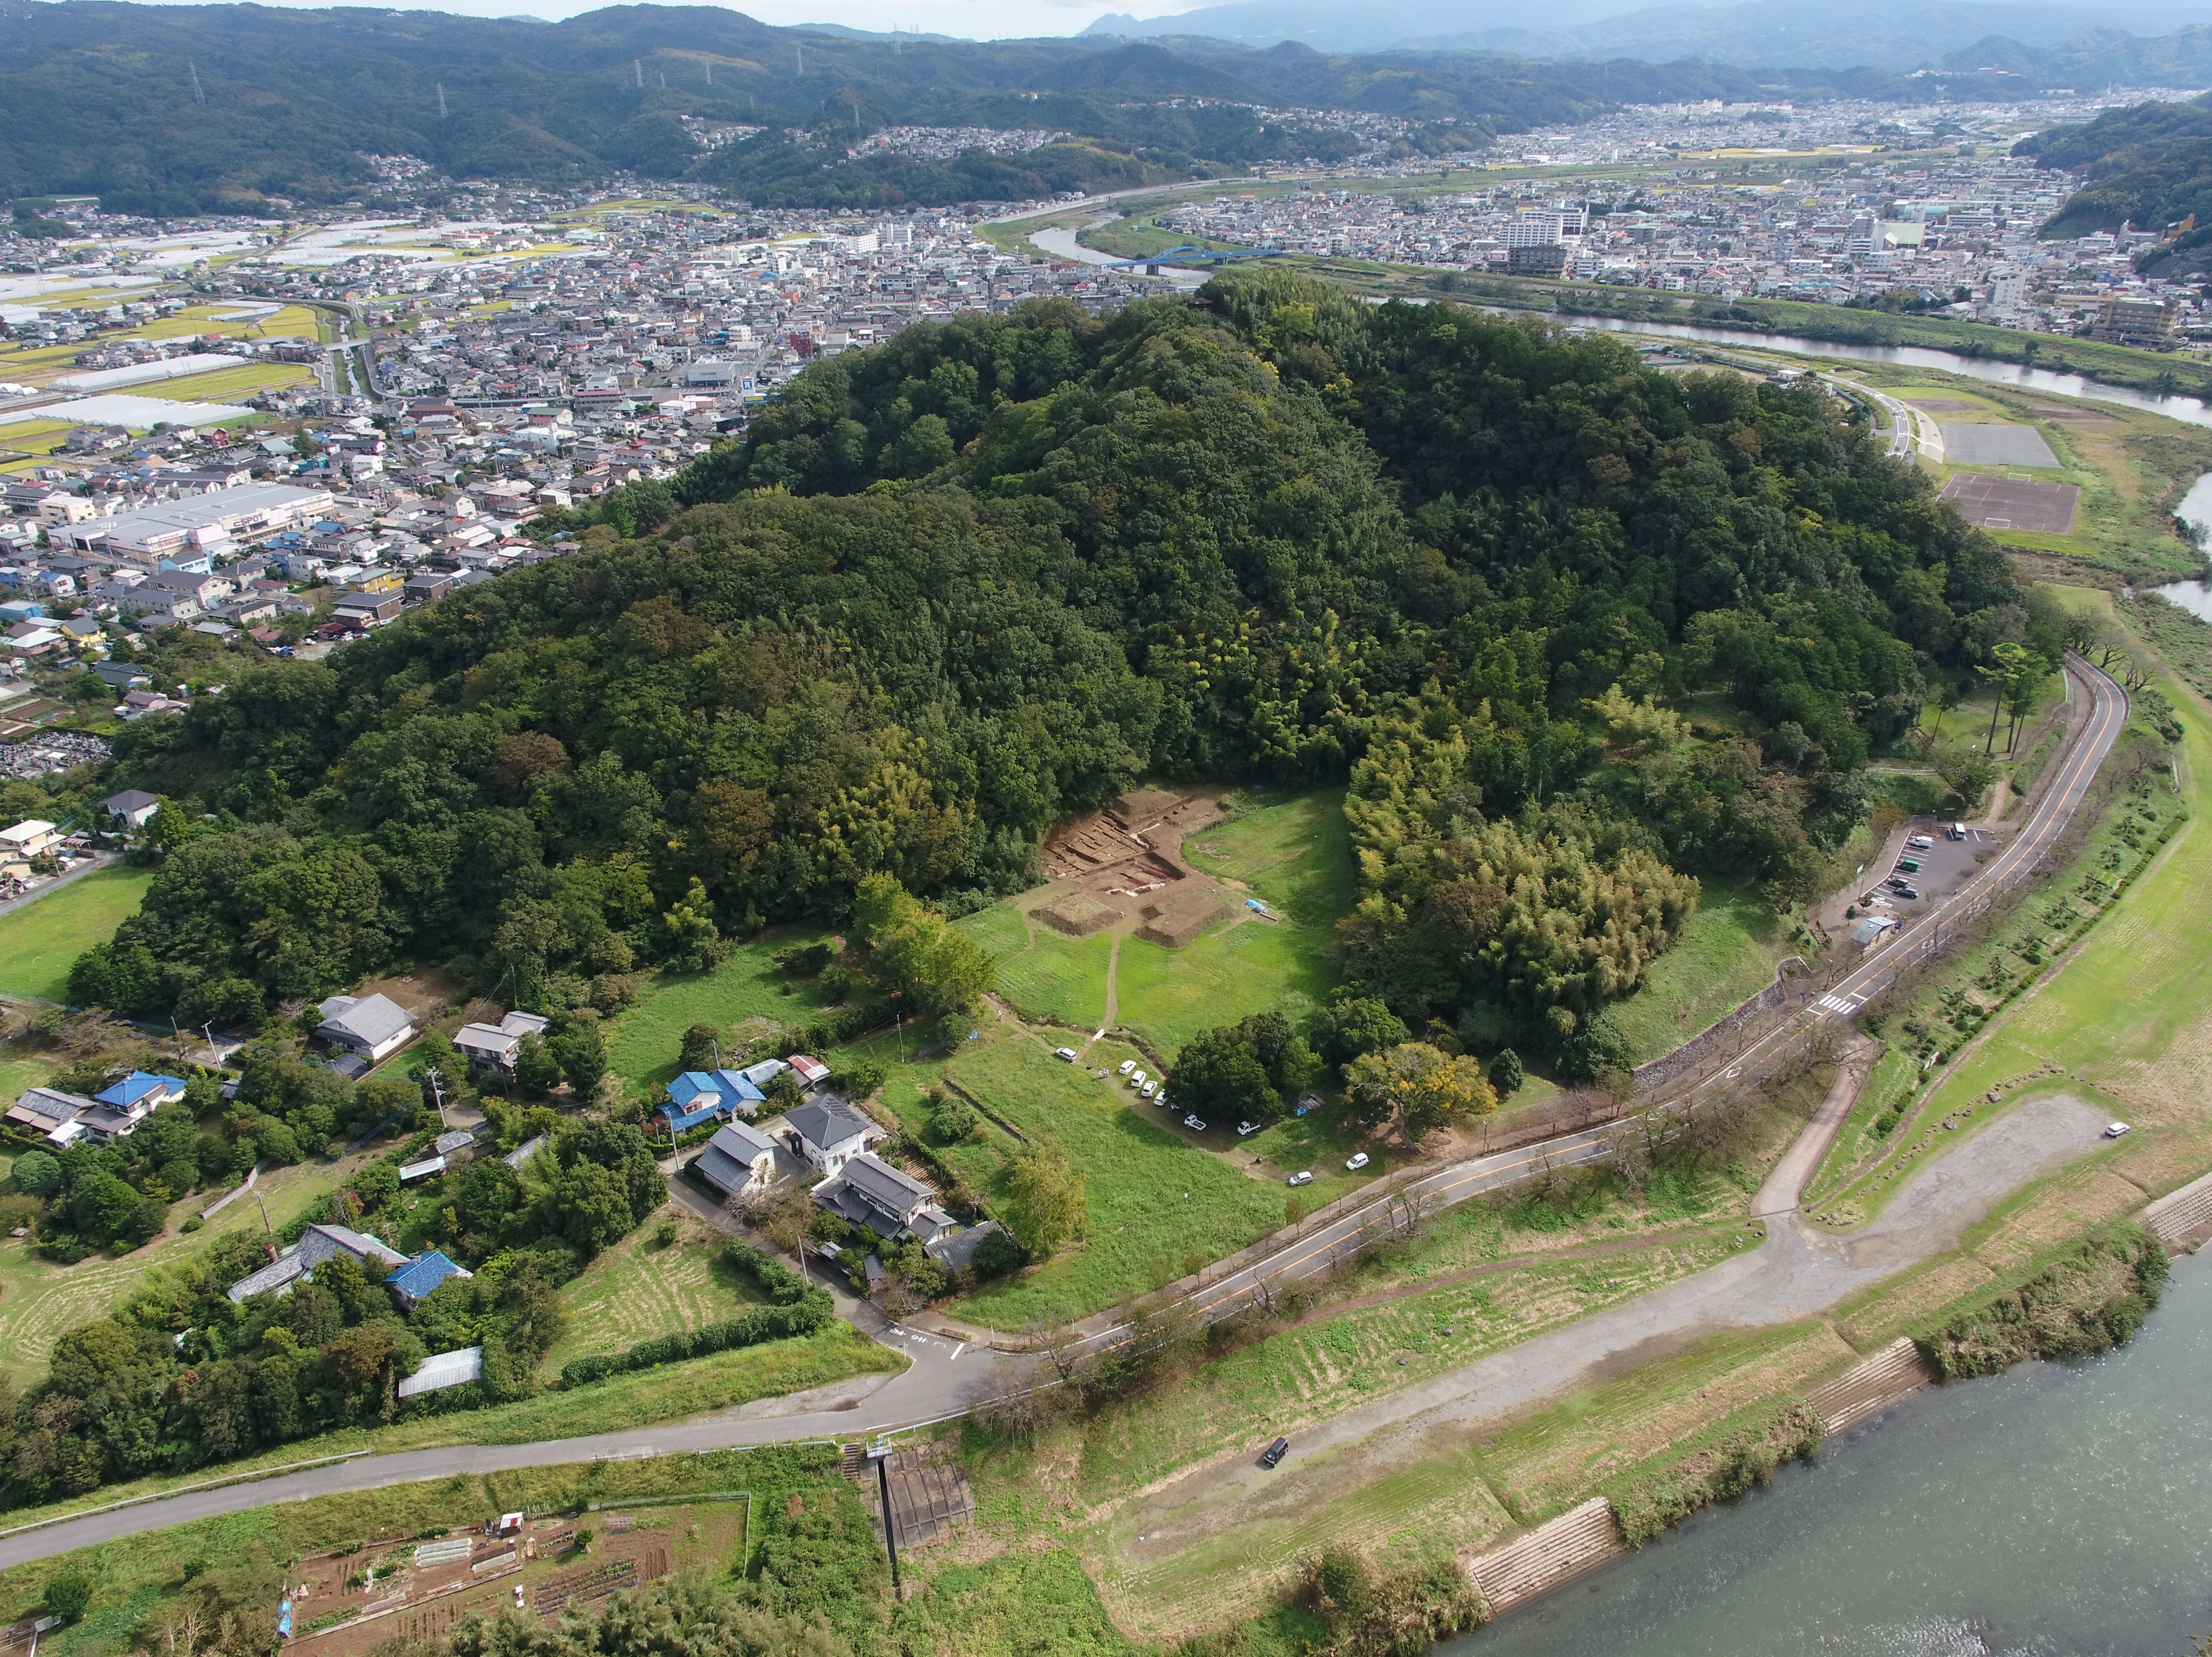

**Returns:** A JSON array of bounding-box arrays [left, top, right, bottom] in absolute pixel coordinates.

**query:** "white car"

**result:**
[[1117, 1059, 1136, 1076], [1054, 1046, 1078, 1063], [1907, 834, 1934, 850], [1236, 1121, 1258, 1136], [1141, 1081, 1157, 1098], [2104, 1121, 2132, 1138], [1184, 1114, 1207, 1131], [1287, 1170, 1314, 1187], [1345, 1152, 1370, 1172], [1130, 1069, 1147, 1088], [1155, 1092, 1171, 1109]]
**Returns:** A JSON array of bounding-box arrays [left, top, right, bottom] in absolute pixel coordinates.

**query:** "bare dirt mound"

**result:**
[[1137, 888, 1230, 949], [1038, 890, 1122, 938]]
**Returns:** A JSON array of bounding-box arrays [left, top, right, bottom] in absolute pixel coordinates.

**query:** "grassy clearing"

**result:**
[[960, 903, 1111, 1033], [1607, 884, 1789, 1066], [0, 865, 154, 1002], [944, 1033, 1289, 1327], [543, 1204, 765, 1372], [1182, 787, 1357, 924], [1113, 920, 1332, 1061], [605, 928, 839, 1088]]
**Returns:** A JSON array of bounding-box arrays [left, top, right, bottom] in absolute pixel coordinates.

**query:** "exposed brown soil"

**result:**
[[1027, 790, 1231, 949]]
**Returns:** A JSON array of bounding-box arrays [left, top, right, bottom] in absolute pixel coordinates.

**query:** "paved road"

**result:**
[[0, 660, 2127, 1568]]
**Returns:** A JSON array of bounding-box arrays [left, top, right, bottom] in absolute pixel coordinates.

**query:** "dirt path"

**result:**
[[1094, 934, 1121, 1043], [1119, 1092, 2111, 1550], [1752, 1033, 1877, 1218]]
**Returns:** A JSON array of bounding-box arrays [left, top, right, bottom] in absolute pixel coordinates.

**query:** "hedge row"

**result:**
[[1610, 1399, 1825, 1547], [560, 1241, 831, 1386]]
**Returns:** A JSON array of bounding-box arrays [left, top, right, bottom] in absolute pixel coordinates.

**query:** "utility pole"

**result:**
[[426, 1066, 449, 1132], [251, 1188, 274, 1240], [202, 1022, 219, 1064], [869, 1443, 902, 1600]]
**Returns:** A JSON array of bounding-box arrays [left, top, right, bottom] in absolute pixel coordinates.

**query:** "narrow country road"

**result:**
[[0, 658, 2128, 1569]]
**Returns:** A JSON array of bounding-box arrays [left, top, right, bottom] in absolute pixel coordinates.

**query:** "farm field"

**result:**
[[543, 1204, 765, 1373], [0, 865, 155, 1003], [605, 928, 840, 1089], [1607, 885, 1791, 1067], [142, 361, 313, 402], [944, 1033, 1290, 1327]]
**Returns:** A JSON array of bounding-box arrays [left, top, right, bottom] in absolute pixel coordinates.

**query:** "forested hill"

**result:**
[[2017, 95, 2212, 270], [75, 272, 2057, 1076], [0, 1, 1886, 212]]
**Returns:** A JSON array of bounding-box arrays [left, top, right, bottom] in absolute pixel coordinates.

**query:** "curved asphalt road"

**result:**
[[0, 660, 2127, 1569]]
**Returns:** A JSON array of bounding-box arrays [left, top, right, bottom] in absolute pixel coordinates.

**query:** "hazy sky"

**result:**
[[267, 0, 1200, 39]]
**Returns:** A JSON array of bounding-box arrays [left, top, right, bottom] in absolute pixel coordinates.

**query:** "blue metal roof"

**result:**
[[93, 1071, 186, 1108], [658, 1097, 728, 1132], [386, 1249, 467, 1303], [667, 1070, 720, 1106]]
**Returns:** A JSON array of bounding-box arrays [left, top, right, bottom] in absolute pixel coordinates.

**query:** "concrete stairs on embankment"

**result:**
[[2144, 1169, 2212, 1249], [1467, 1497, 1624, 1614], [1804, 1337, 1937, 1436]]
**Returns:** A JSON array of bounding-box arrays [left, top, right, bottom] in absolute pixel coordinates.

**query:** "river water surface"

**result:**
[[1442, 1254, 2212, 1657]]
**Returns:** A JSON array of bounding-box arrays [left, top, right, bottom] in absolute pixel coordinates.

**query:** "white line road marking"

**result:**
[[950, 1342, 966, 1362]]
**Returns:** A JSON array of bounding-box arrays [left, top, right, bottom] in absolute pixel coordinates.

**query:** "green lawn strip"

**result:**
[[0, 1325, 901, 1538], [0, 1154, 347, 1389], [1801, 1045, 1919, 1209], [1073, 1232, 1744, 1505], [605, 927, 839, 1089], [1606, 885, 1790, 1067], [542, 1204, 767, 1372], [0, 867, 154, 1002], [1112, 919, 1333, 1062], [0, 1444, 845, 1644], [943, 1035, 1289, 1328]]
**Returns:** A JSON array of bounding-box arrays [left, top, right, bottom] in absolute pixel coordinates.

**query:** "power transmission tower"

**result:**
[[705, 59, 713, 86], [188, 59, 206, 105], [634, 59, 643, 88], [437, 82, 449, 117]]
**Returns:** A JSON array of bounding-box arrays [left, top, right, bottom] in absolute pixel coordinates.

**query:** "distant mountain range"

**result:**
[[0, 1, 1917, 215], [1084, 0, 2212, 72]]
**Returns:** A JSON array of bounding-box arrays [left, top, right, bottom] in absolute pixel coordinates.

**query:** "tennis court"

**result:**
[[1940, 423, 2061, 467]]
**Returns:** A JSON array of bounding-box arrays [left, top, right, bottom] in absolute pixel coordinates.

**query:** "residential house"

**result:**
[[809, 1152, 959, 1249], [0, 820, 61, 859], [691, 1119, 781, 1199], [451, 1009, 551, 1075], [385, 1248, 473, 1309], [660, 1067, 765, 1133], [225, 1221, 410, 1302], [316, 991, 416, 1063], [780, 1097, 879, 1177], [66, 1070, 188, 1145], [5, 1084, 94, 1143]]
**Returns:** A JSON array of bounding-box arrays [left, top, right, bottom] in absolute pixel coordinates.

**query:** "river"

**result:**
[[1442, 1253, 2212, 1657]]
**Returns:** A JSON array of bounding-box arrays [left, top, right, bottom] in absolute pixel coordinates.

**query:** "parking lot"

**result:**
[[1857, 821, 1995, 922]]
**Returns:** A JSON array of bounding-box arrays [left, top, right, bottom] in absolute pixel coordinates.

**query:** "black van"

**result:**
[[1260, 1436, 1290, 1469]]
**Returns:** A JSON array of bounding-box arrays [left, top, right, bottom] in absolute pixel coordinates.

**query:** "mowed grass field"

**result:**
[[543, 1205, 765, 1372], [946, 1034, 1289, 1327], [957, 903, 1112, 1033], [0, 865, 154, 1002], [1607, 884, 1790, 1067], [1119, 788, 1351, 1056], [605, 928, 840, 1089]]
